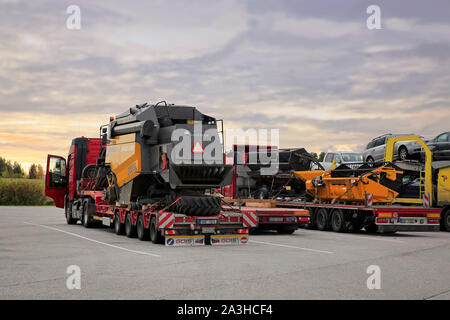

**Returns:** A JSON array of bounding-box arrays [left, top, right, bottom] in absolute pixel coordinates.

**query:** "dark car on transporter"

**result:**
[[422, 131, 450, 161]]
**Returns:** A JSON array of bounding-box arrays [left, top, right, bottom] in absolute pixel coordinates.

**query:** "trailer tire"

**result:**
[[442, 209, 450, 232], [114, 212, 125, 235], [65, 198, 77, 225], [150, 217, 163, 244], [125, 213, 137, 238], [316, 208, 330, 231], [137, 214, 149, 241], [331, 209, 347, 232]]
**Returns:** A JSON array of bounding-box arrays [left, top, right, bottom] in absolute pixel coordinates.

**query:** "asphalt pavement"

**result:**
[[1, 206, 450, 299]]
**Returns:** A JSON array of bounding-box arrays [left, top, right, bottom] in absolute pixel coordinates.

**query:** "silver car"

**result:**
[[320, 152, 364, 170], [363, 133, 426, 164]]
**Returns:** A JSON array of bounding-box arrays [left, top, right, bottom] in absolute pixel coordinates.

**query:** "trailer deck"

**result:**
[[276, 201, 440, 232]]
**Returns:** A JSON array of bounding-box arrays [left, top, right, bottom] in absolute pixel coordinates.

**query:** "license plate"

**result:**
[[268, 217, 284, 222], [165, 236, 205, 247], [202, 227, 215, 234], [210, 235, 249, 245], [199, 219, 218, 225], [399, 218, 416, 224], [102, 217, 111, 226]]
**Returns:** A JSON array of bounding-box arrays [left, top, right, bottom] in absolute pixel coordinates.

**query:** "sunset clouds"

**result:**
[[1, 0, 449, 170]]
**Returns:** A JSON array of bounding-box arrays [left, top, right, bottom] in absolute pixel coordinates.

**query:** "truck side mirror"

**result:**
[[102, 133, 107, 145]]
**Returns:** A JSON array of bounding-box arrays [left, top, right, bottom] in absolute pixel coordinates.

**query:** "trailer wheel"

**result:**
[[331, 209, 347, 232], [125, 213, 137, 238], [114, 212, 125, 235], [150, 217, 163, 244], [316, 208, 330, 231], [442, 209, 450, 232], [137, 214, 149, 241], [81, 202, 93, 228], [65, 198, 77, 225]]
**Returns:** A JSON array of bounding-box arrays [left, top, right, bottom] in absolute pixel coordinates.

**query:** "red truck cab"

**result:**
[[46, 137, 102, 209]]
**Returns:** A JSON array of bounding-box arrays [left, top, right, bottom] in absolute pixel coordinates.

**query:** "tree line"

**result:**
[[0, 157, 44, 179]]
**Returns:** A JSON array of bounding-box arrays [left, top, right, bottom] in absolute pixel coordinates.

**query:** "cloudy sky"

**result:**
[[1, 0, 449, 170]]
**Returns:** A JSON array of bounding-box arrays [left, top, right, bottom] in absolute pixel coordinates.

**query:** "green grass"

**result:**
[[0, 178, 54, 206], [0, 178, 44, 185]]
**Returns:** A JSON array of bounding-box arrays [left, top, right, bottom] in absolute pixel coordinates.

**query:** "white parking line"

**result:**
[[249, 239, 334, 254], [347, 234, 406, 244], [24, 222, 161, 257], [301, 229, 407, 244]]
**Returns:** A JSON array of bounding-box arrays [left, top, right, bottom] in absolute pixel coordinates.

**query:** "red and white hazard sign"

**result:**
[[158, 211, 174, 229], [423, 193, 430, 208], [366, 193, 373, 207], [192, 141, 204, 154], [242, 211, 258, 228]]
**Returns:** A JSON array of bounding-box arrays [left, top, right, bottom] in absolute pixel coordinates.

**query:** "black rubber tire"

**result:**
[[316, 208, 330, 231], [150, 217, 163, 244], [442, 209, 450, 232], [167, 195, 221, 216], [65, 198, 77, 225], [365, 223, 378, 233], [277, 227, 296, 234], [114, 212, 125, 235], [81, 202, 93, 228], [137, 214, 149, 241], [125, 213, 137, 238], [366, 156, 375, 167], [331, 209, 347, 232], [398, 146, 408, 161]]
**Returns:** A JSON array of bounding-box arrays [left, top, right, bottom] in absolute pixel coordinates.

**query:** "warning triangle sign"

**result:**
[[192, 141, 204, 154]]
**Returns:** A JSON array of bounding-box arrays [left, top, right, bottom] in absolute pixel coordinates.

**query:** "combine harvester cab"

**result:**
[[45, 102, 252, 246]]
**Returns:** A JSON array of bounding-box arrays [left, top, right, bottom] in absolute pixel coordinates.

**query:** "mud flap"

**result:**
[[210, 234, 249, 245], [165, 235, 205, 247]]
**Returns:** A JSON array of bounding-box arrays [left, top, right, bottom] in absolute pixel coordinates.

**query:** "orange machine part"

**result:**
[[295, 167, 402, 203]]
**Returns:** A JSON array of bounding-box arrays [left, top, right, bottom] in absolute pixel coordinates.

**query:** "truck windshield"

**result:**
[[342, 153, 363, 162]]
